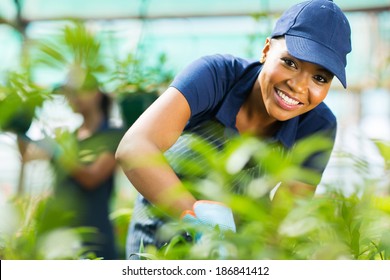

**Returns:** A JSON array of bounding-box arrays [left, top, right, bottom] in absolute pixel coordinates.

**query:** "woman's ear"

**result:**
[[260, 37, 271, 64]]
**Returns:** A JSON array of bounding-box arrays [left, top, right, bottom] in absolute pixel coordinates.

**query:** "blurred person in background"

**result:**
[[115, 0, 352, 259], [18, 73, 124, 259]]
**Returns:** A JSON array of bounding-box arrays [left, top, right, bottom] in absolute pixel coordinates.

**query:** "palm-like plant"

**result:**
[[31, 21, 106, 89]]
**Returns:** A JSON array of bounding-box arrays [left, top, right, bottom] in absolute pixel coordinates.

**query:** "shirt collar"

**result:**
[[273, 117, 299, 149], [216, 61, 261, 129]]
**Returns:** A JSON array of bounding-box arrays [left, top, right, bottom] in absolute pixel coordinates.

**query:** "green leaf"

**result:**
[[373, 139, 390, 170]]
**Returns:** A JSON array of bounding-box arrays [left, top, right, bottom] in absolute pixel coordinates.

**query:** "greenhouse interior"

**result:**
[[0, 0, 390, 260]]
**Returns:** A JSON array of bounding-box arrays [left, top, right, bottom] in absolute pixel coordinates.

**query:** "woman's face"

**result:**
[[65, 88, 101, 115], [258, 37, 334, 122]]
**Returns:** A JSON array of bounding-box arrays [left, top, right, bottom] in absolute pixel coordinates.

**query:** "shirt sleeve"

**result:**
[[170, 54, 244, 119]]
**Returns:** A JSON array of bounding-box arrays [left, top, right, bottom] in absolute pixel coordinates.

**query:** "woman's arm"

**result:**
[[17, 135, 51, 162], [70, 152, 117, 190], [116, 87, 196, 218]]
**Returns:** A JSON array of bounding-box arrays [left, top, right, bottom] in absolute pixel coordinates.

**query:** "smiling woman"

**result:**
[[115, 0, 353, 259], [258, 38, 334, 121], [0, 0, 389, 263]]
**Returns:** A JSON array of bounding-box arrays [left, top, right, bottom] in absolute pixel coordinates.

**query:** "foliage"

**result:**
[[111, 51, 175, 127], [373, 140, 390, 170], [110, 52, 175, 97], [0, 21, 106, 137], [30, 19, 175, 95], [0, 193, 100, 259], [134, 134, 390, 260], [1, 131, 389, 260], [109, 208, 132, 259], [0, 71, 51, 134], [0, 189, 133, 260], [31, 20, 106, 85]]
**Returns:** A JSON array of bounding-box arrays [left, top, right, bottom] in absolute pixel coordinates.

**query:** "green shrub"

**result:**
[[136, 135, 390, 260]]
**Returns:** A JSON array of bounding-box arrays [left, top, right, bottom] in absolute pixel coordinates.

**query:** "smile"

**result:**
[[276, 89, 300, 106]]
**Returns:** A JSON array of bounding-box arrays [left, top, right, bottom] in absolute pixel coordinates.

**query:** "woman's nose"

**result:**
[[286, 73, 310, 95]]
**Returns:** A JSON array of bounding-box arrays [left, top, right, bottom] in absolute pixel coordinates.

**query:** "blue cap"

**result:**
[[271, 0, 352, 88]]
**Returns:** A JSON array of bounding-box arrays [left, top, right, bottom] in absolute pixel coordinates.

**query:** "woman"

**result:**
[[18, 74, 124, 259], [51, 75, 124, 259], [116, 0, 352, 258]]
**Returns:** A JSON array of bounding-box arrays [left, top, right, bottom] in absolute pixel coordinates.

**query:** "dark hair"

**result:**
[[53, 84, 112, 122], [99, 90, 111, 121], [82, 73, 112, 121], [271, 35, 284, 40]]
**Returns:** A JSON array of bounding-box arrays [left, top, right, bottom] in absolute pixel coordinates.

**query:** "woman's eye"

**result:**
[[281, 58, 297, 69], [314, 75, 328, 83]]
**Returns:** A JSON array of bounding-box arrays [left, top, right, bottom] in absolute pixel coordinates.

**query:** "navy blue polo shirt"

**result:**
[[170, 54, 337, 181]]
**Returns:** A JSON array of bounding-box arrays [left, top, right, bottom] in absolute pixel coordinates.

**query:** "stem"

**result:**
[[17, 159, 25, 196]]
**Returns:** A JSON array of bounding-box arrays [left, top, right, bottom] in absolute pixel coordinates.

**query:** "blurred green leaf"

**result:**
[[31, 21, 106, 89], [0, 71, 51, 133], [373, 139, 390, 170], [112, 52, 174, 96]]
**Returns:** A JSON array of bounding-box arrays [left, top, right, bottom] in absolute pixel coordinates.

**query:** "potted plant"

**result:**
[[111, 52, 175, 127], [0, 71, 51, 135]]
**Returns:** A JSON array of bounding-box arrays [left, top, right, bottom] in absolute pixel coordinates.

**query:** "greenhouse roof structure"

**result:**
[[1, 0, 389, 23]]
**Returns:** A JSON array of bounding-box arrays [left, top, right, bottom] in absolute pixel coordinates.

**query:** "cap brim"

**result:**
[[285, 34, 347, 88]]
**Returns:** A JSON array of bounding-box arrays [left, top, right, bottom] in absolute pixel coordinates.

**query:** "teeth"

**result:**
[[277, 89, 299, 106]]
